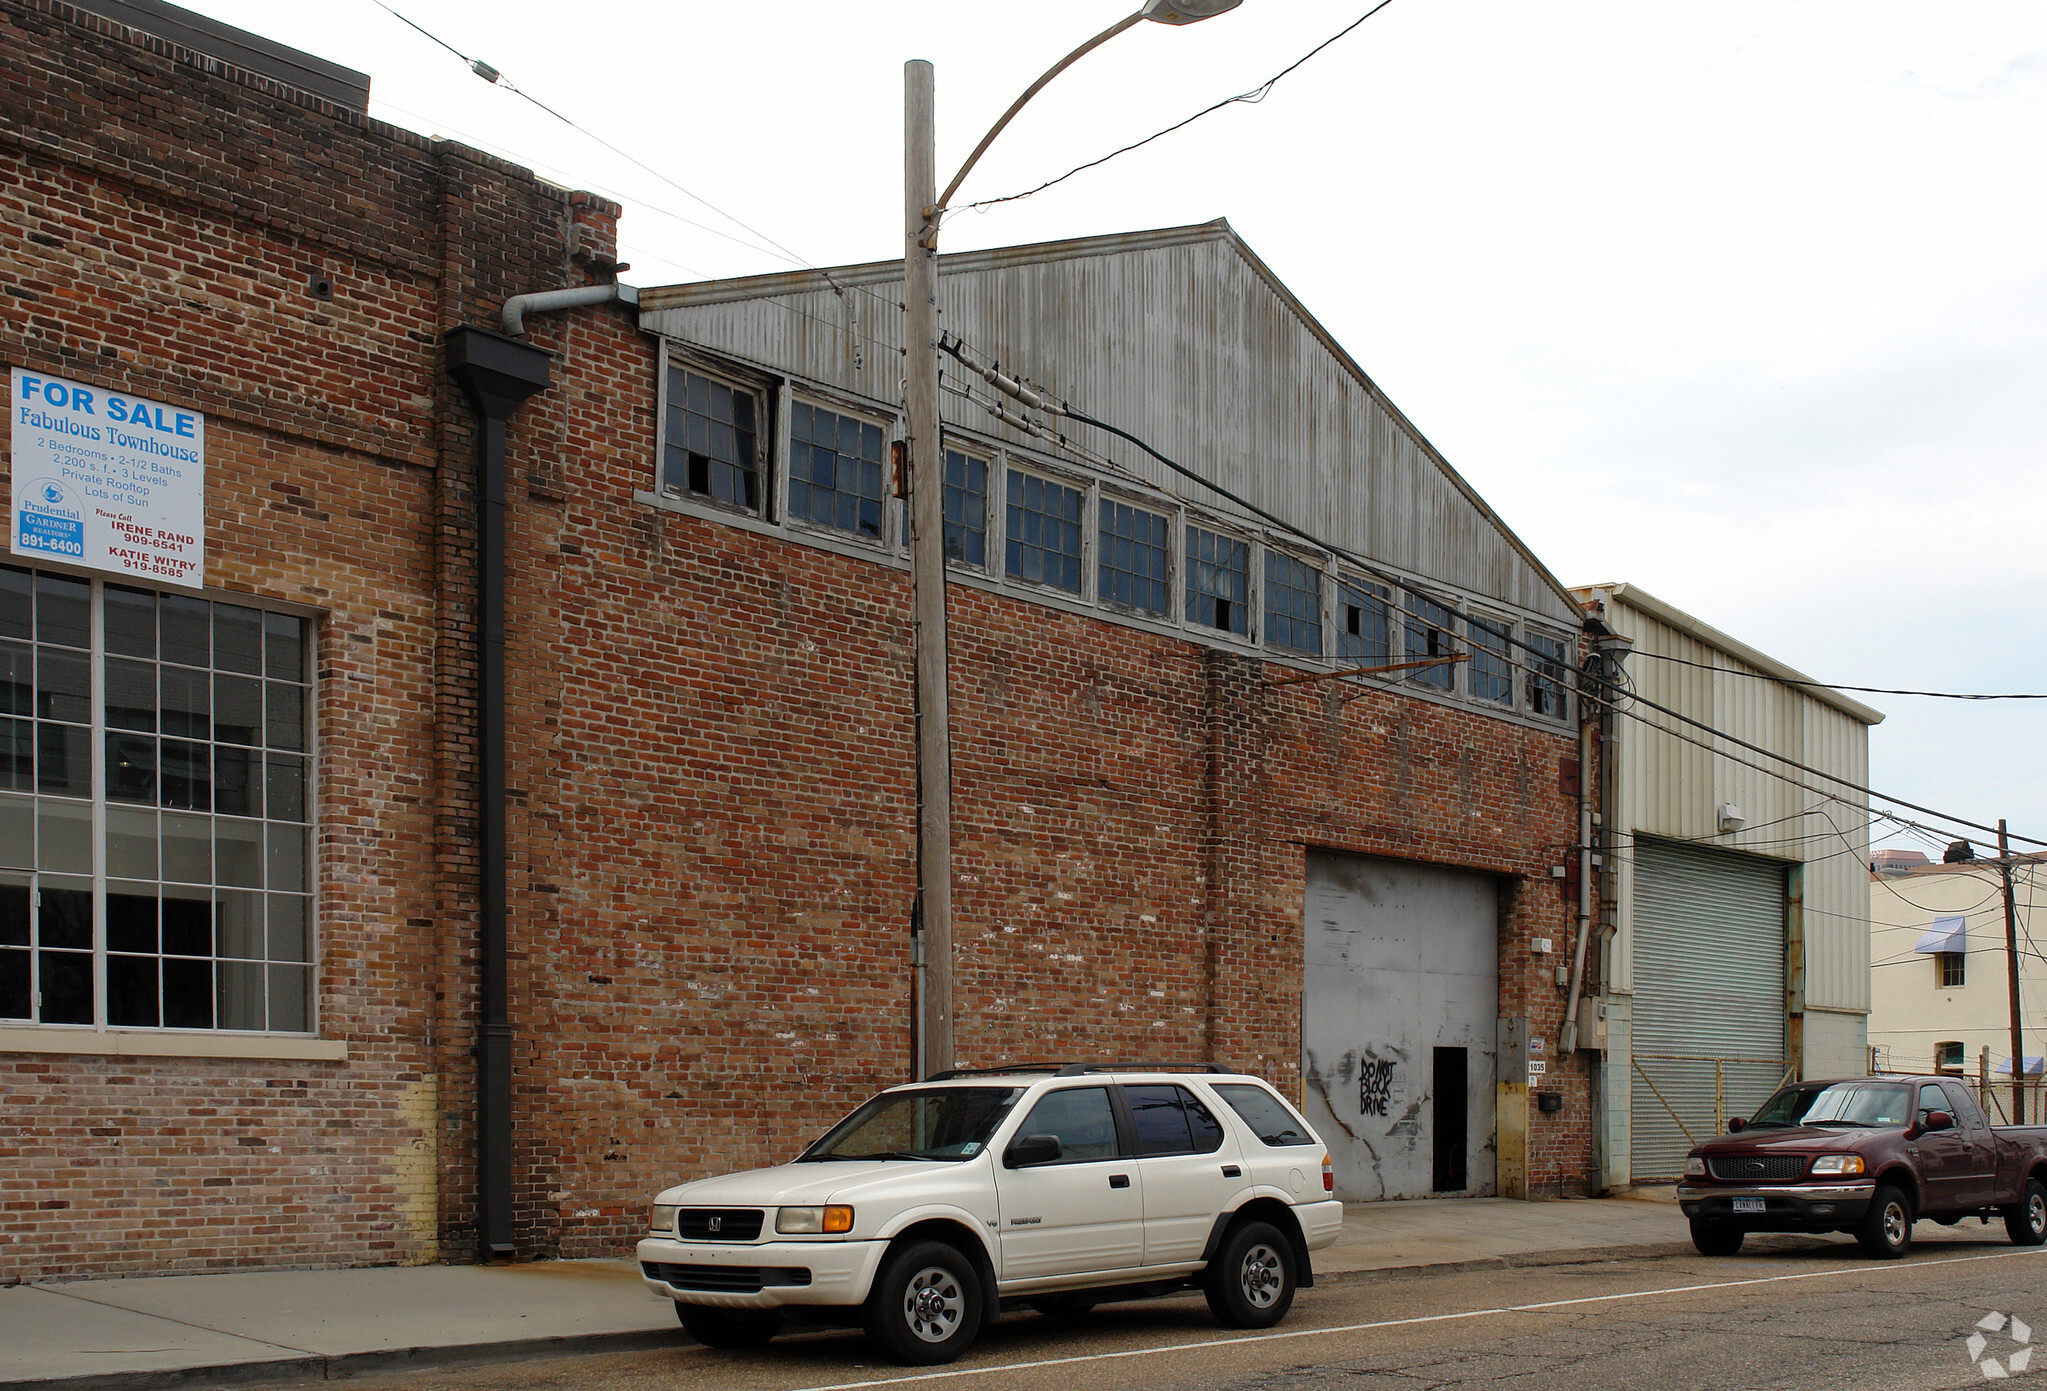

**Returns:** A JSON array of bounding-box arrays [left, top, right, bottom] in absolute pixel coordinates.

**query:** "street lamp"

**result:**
[[903, 0, 1242, 1078]]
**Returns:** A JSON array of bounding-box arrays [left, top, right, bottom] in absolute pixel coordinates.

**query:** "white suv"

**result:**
[[637, 1064, 1342, 1364]]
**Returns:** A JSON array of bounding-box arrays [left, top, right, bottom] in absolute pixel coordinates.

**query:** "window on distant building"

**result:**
[[788, 401, 886, 541], [1338, 578, 1390, 664], [1098, 500, 1169, 616], [1525, 630, 1570, 720], [661, 365, 765, 514], [1466, 614, 1512, 705], [1403, 592, 1457, 690], [1, 566, 314, 1033], [1938, 952, 1965, 988], [1185, 527, 1249, 637], [942, 448, 987, 568], [1264, 552, 1323, 656], [1005, 471, 1083, 593], [1936, 1040, 1965, 1072]]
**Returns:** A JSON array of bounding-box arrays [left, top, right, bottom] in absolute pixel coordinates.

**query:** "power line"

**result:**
[[963, 0, 1399, 216], [1628, 648, 2047, 702]]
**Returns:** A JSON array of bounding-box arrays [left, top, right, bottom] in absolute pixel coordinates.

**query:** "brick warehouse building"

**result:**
[[3, 0, 1599, 1279]]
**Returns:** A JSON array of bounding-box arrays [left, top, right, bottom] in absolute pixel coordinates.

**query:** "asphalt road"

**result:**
[[317, 1233, 2047, 1391]]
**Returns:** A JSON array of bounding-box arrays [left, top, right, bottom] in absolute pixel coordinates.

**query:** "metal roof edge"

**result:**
[[635, 219, 1237, 312], [1575, 582, 1886, 726], [638, 221, 1584, 620]]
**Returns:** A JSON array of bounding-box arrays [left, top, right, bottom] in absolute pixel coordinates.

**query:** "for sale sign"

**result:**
[[9, 368, 205, 588]]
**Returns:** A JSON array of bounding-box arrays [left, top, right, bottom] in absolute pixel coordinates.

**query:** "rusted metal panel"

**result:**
[[639, 221, 1581, 627]]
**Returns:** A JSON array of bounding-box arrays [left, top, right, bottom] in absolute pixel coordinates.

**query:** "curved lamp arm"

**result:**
[[931, 11, 1144, 230]]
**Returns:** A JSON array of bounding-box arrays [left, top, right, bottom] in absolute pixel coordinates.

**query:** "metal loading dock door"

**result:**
[[1302, 850, 1500, 1201], [1629, 838, 1789, 1182]]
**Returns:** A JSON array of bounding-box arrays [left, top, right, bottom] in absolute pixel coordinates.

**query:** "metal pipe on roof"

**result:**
[[501, 282, 638, 337]]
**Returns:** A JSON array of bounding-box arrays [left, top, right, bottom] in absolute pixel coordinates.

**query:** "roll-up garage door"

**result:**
[[1629, 839, 1787, 1181]]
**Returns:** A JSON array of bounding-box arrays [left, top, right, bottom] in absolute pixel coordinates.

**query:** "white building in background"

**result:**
[[1868, 856, 2047, 1122], [1574, 584, 1883, 1187]]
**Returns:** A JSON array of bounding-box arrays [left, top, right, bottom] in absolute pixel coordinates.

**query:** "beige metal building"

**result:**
[[1574, 584, 1883, 1185], [1867, 856, 2047, 1121]]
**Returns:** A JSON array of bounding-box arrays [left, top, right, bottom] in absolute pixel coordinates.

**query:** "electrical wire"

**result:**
[[1628, 648, 2047, 702], [940, 327, 2042, 851], [963, 0, 1399, 216]]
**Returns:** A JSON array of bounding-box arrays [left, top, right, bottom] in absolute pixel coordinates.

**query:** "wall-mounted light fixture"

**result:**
[[1719, 802, 1746, 834]]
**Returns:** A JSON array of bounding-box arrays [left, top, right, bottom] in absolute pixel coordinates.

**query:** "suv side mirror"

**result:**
[[1005, 1133, 1063, 1168], [1726, 1117, 1747, 1134], [1922, 1110, 1954, 1133]]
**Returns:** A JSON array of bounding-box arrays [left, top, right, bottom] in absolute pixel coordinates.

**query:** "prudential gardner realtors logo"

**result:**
[[1967, 1311, 2034, 1379]]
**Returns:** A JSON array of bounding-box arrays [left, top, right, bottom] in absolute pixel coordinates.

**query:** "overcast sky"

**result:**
[[179, 0, 2047, 852]]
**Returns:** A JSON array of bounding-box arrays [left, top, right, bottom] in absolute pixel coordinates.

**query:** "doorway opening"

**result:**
[[1433, 1046, 1468, 1192]]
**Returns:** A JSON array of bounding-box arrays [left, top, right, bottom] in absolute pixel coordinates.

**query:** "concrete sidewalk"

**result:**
[[0, 1194, 1697, 1390]]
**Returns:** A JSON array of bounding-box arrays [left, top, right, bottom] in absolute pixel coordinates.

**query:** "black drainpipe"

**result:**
[[445, 325, 551, 1259]]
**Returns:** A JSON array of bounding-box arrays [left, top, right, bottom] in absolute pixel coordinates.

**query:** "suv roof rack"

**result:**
[[920, 1061, 1242, 1082]]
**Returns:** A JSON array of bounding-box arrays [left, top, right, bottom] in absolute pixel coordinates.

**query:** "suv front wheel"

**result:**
[[1204, 1220, 1296, 1328], [864, 1240, 983, 1365]]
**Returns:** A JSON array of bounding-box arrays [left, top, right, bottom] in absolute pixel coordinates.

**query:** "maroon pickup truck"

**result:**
[[1676, 1075, 2047, 1258]]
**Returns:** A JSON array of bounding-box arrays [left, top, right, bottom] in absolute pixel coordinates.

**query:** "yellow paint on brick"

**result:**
[[390, 1075, 440, 1263]]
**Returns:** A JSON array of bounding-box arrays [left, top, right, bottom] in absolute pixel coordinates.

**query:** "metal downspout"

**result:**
[[445, 326, 551, 1258], [1559, 637, 1598, 1056], [501, 283, 637, 337]]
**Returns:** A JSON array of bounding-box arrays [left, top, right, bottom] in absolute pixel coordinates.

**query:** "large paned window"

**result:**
[[1338, 577, 1390, 664], [942, 448, 987, 568], [1005, 472, 1083, 593], [1185, 527, 1249, 637], [662, 365, 763, 513], [788, 401, 885, 541], [1264, 552, 1323, 656], [1466, 614, 1513, 705], [1097, 500, 1169, 616], [1524, 630, 1570, 719], [0, 565, 313, 1032], [1403, 592, 1457, 690]]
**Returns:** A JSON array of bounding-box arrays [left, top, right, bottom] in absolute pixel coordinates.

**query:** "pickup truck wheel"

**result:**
[[1854, 1184, 1913, 1259], [1688, 1220, 1743, 1256], [2004, 1178, 2047, 1246], [1204, 1220, 1296, 1329], [863, 1240, 982, 1365], [674, 1304, 782, 1348]]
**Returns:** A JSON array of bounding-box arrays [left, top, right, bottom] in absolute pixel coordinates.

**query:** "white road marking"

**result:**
[[777, 1246, 2047, 1391]]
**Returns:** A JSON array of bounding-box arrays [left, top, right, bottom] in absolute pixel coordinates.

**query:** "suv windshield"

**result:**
[[1750, 1082, 1911, 1130], [798, 1086, 1023, 1162]]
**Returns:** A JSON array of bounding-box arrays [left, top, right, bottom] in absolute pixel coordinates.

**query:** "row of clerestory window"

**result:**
[[658, 357, 1572, 721]]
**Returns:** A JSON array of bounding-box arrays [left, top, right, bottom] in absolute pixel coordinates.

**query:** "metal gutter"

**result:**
[[444, 325, 552, 1257]]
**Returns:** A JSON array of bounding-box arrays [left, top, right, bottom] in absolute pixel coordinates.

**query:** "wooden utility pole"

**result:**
[[2000, 819, 2025, 1124], [904, 60, 952, 1079]]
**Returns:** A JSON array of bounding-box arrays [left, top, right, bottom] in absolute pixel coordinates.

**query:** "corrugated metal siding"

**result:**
[[640, 229, 1580, 626], [1630, 839, 1788, 1181], [1607, 597, 1870, 1010]]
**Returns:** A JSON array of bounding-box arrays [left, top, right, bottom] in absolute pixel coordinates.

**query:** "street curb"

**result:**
[[0, 1328, 688, 1391], [1319, 1239, 1699, 1284], [0, 1238, 1708, 1391]]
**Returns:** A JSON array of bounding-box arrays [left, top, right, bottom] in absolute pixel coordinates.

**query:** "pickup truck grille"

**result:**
[[1708, 1156, 1809, 1182], [641, 1261, 812, 1293], [674, 1208, 765, 1241]]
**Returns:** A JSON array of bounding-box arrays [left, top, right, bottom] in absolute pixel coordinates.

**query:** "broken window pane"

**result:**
[[1338, 577, 1390, 664], [1403, 592, 1457, 690], [663, 366, 761, 512], [1467, 615, 1513, 705], [1524, 631, 1570, 719], [1185, 527, 1249, 636]]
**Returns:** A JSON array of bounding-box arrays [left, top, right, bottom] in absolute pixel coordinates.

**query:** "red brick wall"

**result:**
[[506, 302, 1594, 1256], [0, 0, 604, 1277], [0, 0, 1598, 1279]]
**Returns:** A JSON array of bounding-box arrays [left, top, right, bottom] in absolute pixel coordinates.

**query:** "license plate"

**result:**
[[1732, 1197, 1766, 1214]]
